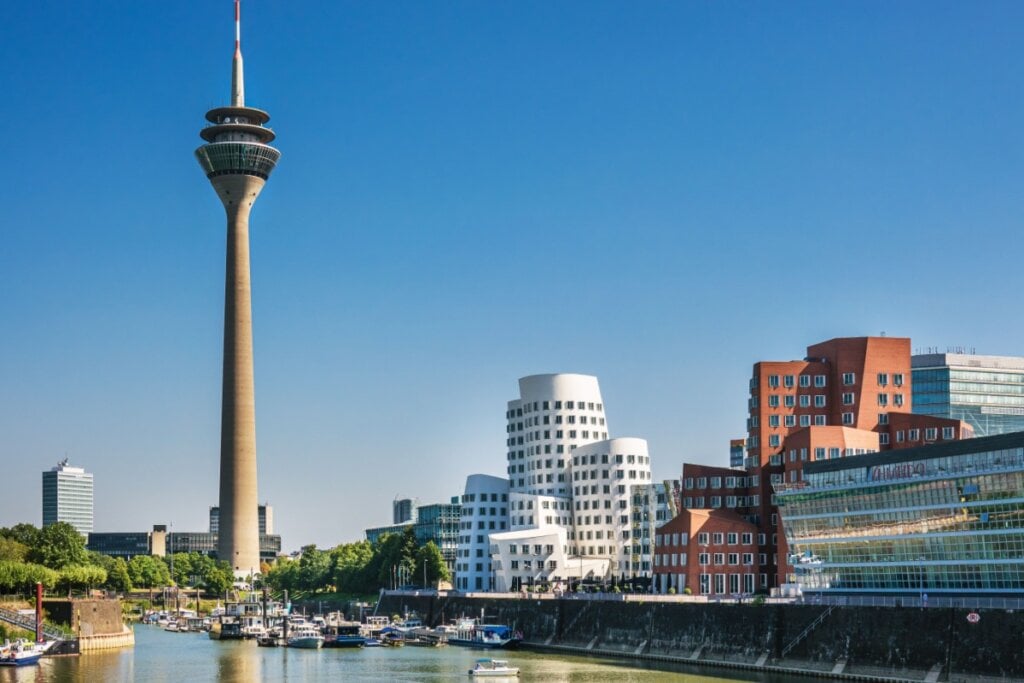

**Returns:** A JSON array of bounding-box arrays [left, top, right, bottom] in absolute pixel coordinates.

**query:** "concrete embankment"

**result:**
[[376, 593, 1024, 681]]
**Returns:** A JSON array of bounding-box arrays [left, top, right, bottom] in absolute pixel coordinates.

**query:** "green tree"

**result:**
[[107, 558, 133, 593], [28, 522, 87, 569], [297, 545, 332, 593], [164, 553, 194, 586], [0, 523, 41, 548], [57, 564, 107, 594], [127, 555, 171, 588], [264, 557, 300, 594], [414, 541, 451, 586], [0, 561, 59, 593], [202, 560, 233, 595], [330, 540, 373, 594], [0, 537, 29, 563]]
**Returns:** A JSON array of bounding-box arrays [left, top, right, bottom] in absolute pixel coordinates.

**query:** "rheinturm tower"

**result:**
[[195, 0, 279, 575]]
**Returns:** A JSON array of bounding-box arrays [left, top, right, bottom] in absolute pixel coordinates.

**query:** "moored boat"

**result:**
[[448, 623, 522, 650], [0, 640, 52, 667], [323, 623, 365, 648], [468, 658, 520, 677], [286, 625, 324, 649]]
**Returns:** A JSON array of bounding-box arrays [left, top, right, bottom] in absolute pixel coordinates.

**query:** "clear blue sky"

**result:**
[[2, 2, 1022, 550]]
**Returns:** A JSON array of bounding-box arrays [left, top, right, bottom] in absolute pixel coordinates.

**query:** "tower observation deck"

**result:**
[[195, 0, 279, 576]]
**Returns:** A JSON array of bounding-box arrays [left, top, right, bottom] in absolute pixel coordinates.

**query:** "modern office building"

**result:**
[[776, 431, 1024, 597], [627, 480, 679, 579], [675, 337, 970, 591], [88, 523, 281, 563], [209, 504, 274, 535], [42, 459, 94, 535], [195, 0, 281, 575], [365, 499, 463, 575], [913, 352, 1024, 437]]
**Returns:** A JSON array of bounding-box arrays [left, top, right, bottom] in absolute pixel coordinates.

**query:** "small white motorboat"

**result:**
[[468, 658, 520, 677]]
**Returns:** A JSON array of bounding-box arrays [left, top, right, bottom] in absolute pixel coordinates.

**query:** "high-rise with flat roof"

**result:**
[[912, 352, 1024, 437], [42, 459, 94, 535]]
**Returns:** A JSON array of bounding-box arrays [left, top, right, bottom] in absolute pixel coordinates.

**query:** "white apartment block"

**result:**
[[457, 374, 663, 592]]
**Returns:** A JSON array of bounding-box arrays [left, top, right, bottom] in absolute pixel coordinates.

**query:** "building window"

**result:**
[[799, 395, 810, 408], [894, 393, 904, 407], [768, 395, 779, 408], [842, 372, 856, 385], [893, 373, 904, 387], [842, 393, 855, 405], [896, 430, 905, 443], [909, 429, 920, 441], [814, 395, 826, 407], [769, 415, 780, 427], [925, 428, 938, 441], [814, 375, 826, 387], [942, 426, 954, 439], [768, 375, 780, 388], [784, 415, 796, 427], [799, 375, 811, 388], [879, 433, 890, 445], [878, 394, 888, 407], [878, 413, 889, 425], [799, 415, 811, 427], [784, 375, 795, 388], [768, 435, 780, 447], [842, 412, 854, 425], [877, 373, 888, 386], [814, 415, 826, 426]]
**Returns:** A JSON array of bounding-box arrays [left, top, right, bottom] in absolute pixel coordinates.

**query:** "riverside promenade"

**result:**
[[376, 590, 1024, 682]]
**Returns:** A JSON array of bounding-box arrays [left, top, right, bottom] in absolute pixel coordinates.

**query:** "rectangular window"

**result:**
[[925, 427, 938, 441], [799, 415, 811, 427], [768, 435, 780, 447], [909, 428, 920, 441], [784, 395, 795, 407], [842, 412, 854, 425], [842, 372, 856, 385], [894, 393, 904, 407], [710, 477, 722, 489], [814, 447, 825, 460], [829, 447, 840, 459], [768, 395, 780, 407], [814, 395, 826, 407], [877, 373, 888, 386], [878, 394, 888, 407], [814, 415, 826, 426], [842, 392, 855, 405], [799, 375, 811, 388], [814, 375, 826, 387], [896, 430, 905, 443], [727, 533, 738, 544], [942, 426, 954, 439], [879, 433, 890, 445], [893, 373, 904, 387], [878, 413, 889, 425], [799, 395, 810, 407], [768, 374, 780, 387], [769, 415, 780, 427], [784, 375, 795, 388]]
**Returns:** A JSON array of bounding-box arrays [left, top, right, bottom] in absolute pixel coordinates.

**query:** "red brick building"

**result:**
[[652, 509, 760, 595], [674, 336, 970, 592]]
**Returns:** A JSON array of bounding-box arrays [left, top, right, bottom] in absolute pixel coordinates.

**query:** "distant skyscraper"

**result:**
[[729, 438, 745, 468], [42, 459, 94, 535], [912, 352, 1024, 437], [195, 0, 280, 575], [393, 498, 418, 524]]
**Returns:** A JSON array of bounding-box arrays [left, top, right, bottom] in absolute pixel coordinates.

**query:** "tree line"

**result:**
[[0, 522, 234, 596], [264, 526, 451, 596]]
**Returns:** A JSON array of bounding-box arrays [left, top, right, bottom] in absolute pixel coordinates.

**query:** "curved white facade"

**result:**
[[455, 374, 661, 592], [454, 474, 509, 591], [570, 437, 651, 571], [506, 374, 609, 497]]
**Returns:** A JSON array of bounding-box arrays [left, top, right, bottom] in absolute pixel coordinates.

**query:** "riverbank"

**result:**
[[376, 592, 1023, 681]]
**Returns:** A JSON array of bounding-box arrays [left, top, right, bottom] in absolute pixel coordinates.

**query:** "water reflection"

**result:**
[[13, 626, 802, 683]]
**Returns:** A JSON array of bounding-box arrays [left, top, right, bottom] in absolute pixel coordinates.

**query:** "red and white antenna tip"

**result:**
[[234, 0, 241, 53]]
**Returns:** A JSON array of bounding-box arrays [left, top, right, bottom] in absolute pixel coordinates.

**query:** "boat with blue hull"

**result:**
[[448, 624, 522, 650], [0, 639, 52, 667]]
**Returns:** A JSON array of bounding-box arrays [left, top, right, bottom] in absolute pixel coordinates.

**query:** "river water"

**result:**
[[2, 626, 810, 682]]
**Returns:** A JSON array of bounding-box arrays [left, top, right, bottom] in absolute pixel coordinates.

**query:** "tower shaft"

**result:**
[[216, 174, 266, 574]]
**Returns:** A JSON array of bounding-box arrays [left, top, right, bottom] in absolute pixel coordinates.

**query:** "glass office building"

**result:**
[[913, 353, 1024, 437], [366, 499, 462, 574], [776, 431, 1024, 595]]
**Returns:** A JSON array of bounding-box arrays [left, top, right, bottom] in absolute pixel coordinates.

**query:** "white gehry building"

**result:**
[[456, 374, 655, 592]]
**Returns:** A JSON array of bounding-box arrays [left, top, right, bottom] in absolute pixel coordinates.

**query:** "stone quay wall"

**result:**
[[376, 593, 1024, 681]]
